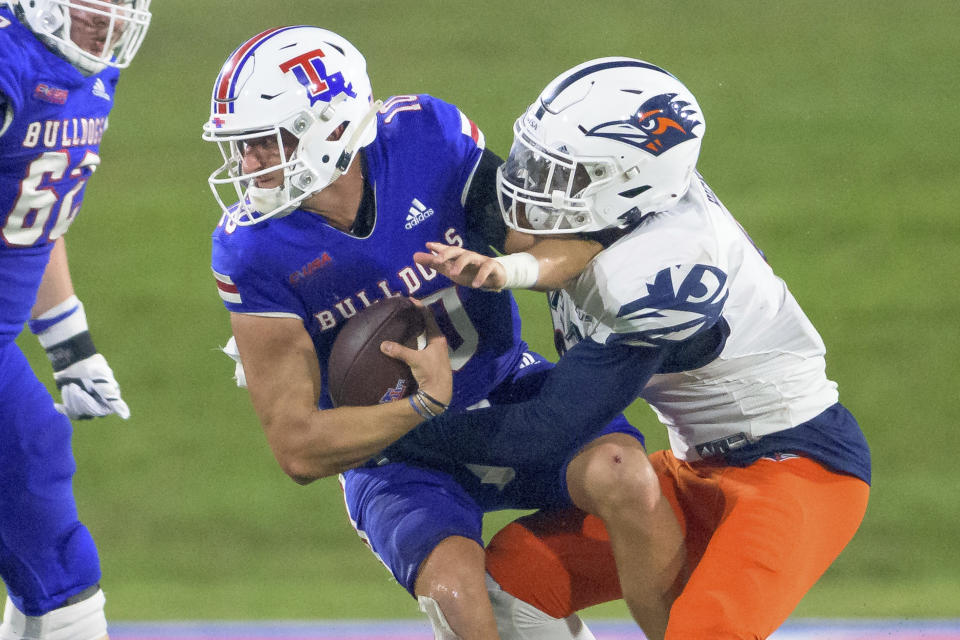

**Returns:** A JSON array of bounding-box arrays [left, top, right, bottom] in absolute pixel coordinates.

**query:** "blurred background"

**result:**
[[9, 0, 960, 624]]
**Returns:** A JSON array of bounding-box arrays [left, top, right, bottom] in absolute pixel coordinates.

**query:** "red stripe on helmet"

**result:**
[[214, 26, 289, 106]]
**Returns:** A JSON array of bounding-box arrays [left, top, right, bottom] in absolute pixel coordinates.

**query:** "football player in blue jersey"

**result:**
[[396, 58, 872, 639], [204, 28, 684, 640], [0, 1, 150, 638]]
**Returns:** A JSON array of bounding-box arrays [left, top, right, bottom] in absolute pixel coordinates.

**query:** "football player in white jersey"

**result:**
[[398, 57, 871, 638]]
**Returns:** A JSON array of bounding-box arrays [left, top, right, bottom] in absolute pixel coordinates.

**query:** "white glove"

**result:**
[[53, 354, 130, 420], [30, 295, 130, 420]]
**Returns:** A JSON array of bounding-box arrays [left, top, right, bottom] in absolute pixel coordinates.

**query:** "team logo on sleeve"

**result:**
[[617, 264, 728, 345], [279, 48, 357, 106], [580, 92, 700, 156]]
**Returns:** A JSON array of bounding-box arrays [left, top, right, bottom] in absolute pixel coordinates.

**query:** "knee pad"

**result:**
[[487, 574, 596, 640], [417, 596, 460, 640], [0, 588, 106, 640]]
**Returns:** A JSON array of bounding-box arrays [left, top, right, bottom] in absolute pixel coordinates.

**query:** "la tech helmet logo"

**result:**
[[279, 48, 357, 105], [581, 92, 701, 156]]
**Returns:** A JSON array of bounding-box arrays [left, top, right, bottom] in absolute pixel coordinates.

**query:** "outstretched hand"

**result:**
[[379, 300, 452, 408], [414, 242, 506, 290]]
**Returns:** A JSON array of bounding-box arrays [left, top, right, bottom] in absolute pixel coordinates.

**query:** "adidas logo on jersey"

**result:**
[[91, 78, 111, 101], [404, 198, 435, 229]]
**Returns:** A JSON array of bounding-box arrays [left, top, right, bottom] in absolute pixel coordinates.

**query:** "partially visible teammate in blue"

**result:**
[[0, 1, 151, 639], [204, 27, 683, 640]]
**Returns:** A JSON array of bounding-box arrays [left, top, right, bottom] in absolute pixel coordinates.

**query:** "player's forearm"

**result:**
[[499, 231, 602, 290], [266, 401, 425, 481], [31, 237, 76, 316], [526, 236, 602, 290]]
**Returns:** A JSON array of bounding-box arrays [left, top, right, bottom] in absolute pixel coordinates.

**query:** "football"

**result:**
[[327, 296, 427, 407]]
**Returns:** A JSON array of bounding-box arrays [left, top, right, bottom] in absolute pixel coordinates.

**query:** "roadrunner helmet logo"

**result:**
[[580, 92, 700, 156]]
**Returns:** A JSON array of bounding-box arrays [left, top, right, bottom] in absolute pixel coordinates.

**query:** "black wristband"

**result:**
[[45, 331, 97, 372]]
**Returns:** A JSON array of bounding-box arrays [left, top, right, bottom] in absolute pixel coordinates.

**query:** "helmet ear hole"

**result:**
[[327, 123, 348, 142]]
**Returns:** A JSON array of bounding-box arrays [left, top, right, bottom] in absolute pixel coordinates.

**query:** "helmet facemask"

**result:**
[[205, 96, 382, 227], [207, 126, 305, 226], [497, 117, 617, 234], [9, 0, 151, 75]]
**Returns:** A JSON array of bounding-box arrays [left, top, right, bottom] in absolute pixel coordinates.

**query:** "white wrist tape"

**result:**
[[493, 252, 540, 289], [32, 295, 89, 348]]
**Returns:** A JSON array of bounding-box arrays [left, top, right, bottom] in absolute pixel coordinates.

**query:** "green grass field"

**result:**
[[9, 0, 960, 623]]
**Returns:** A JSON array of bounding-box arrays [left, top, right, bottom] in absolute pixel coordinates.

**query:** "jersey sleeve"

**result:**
[[210, 226, 304, 319], [0, 23, 26, 124], [462, 147, 507, 252], [578, 228, 730, 348], [417, 97, 507, 250], [380, 94, 487, 207], [0, 94, 10, 138], [421, 95, 487, 204]]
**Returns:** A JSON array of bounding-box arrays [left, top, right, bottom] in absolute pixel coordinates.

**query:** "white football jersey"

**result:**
[[550, 175, 839, 461]]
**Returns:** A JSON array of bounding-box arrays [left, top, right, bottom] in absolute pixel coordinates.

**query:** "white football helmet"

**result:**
[[4, 0, 151, 75], [202, 26, 381, 226], [497, 57, 704, 234]]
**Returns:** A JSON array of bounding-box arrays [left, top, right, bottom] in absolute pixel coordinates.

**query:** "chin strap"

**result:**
[[330, 100, 384, 179]]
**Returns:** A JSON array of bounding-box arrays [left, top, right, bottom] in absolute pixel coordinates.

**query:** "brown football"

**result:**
[[327, 296, 426, 407]]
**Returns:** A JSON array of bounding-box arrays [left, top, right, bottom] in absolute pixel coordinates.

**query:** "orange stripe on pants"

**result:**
[[486, 451, 869, 639]]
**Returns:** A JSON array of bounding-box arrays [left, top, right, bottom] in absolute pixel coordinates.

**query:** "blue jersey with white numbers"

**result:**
[[211, 94, 526, 409], [0, 7, 118, 342]]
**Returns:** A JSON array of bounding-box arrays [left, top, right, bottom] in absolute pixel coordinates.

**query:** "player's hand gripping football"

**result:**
[[30, 296, 130, 420], [379, 300, 452, 411], [414, 242, 507, 291]]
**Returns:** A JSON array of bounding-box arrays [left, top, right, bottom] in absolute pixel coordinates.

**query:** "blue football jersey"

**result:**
[[211, 94, 525, 409], [0, 8, 119, 341]]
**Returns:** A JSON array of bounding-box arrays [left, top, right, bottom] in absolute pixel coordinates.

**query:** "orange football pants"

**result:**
[[486, 451, 869, 639]]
